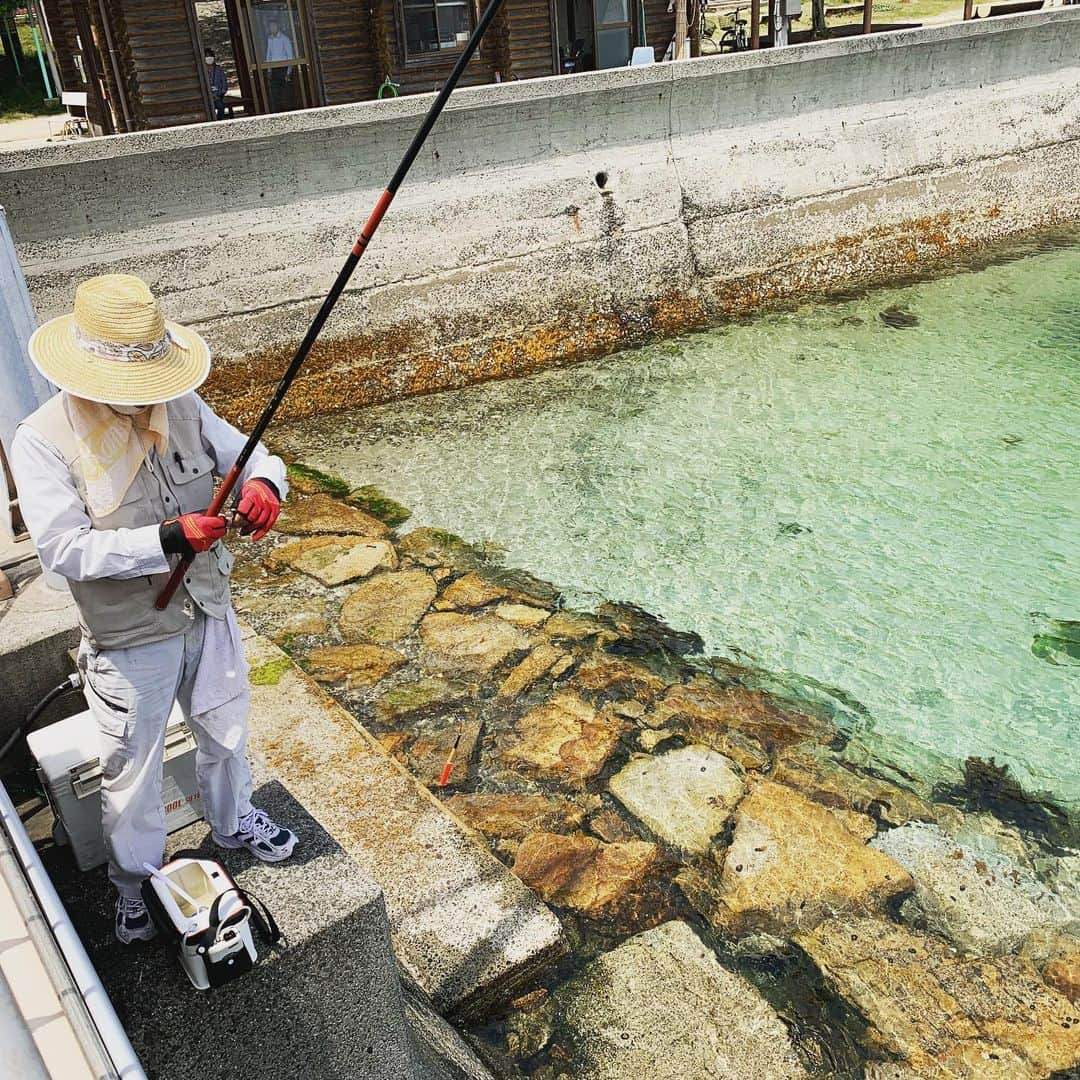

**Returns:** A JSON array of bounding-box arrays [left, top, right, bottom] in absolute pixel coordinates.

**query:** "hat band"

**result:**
[[74, 324, 176, 363]]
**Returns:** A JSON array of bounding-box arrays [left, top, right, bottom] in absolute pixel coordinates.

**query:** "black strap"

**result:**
[[237, 888, 281, 945]]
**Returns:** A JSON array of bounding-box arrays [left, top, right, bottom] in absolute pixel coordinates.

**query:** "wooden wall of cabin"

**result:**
[[643, 0, 675, 59], [307, 0, 377, 104], [111, 0, 208, 129], [40, 0, 82, 93]]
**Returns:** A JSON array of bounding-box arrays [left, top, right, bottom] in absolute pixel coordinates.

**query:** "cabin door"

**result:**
[[592, 0, 632, 67], [232, 0, 320, 113]]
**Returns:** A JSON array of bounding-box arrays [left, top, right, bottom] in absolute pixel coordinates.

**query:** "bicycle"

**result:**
[[698, 5, 750, 54], [718, 6, 750, 51]]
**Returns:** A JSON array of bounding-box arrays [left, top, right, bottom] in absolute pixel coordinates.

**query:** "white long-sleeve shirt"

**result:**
[[10, 394, 287, 585]]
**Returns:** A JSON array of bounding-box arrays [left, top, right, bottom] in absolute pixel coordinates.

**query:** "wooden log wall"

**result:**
[[643, 0, 676, 58], [507, 0, 557, 80], [113, 0, 207, 128], [308, 0, 377, 104]]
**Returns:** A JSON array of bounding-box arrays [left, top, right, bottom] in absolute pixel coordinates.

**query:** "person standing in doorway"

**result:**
[[11, 274, 299, 945], [264, 19, 295, 112], [205, 49, 228, 120]]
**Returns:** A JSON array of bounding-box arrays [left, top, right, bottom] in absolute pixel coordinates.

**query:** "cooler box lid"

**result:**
[[27, 701, 187, 776]]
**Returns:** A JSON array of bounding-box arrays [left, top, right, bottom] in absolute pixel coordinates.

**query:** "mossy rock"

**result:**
[[249, 658, 293, 686], [397, 527, 489, 573], [346, 485, 412, 528], [285, 462, 351, 499]]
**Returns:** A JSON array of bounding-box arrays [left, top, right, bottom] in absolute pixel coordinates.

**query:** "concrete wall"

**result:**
[[2, 11, 1079, 425]]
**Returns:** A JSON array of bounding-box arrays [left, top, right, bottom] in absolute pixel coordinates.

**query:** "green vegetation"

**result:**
[[286, 462, 352, 499], [346, 485, 413, 528], [0, 12, 63, 122], [249, 658, 294, 686]]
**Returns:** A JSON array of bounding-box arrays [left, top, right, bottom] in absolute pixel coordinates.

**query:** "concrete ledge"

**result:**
[[0, 573, 81, 744], [240, 626, 566, 1018], [44, 753, 493, 1079], [4, 13, 1078, 426]]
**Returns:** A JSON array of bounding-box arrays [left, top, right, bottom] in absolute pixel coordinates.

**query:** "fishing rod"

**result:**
[[156, 0, 507, 610]]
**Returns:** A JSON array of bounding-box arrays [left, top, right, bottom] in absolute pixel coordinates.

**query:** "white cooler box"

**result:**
[[27, 702, 203, 871]]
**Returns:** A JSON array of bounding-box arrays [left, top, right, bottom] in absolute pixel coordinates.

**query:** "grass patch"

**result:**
[[249, 658, 293, 686], [0, 21, 63, 122]]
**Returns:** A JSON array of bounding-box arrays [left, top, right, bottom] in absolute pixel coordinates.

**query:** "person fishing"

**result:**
[[10, 273, 298, 945]]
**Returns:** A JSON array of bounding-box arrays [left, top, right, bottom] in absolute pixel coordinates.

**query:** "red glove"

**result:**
[[235, 479, 281, 541], [160, 513, 227, 559]]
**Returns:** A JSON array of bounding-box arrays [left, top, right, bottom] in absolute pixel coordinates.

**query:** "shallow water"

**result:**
[[278, 234, 1080, 808]]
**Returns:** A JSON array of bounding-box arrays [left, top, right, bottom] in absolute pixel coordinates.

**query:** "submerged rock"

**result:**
[[374, 676, 471, 723], [649, 681, 831, 757], [544, 609, 620, 645], [878, 305, 919, 329], [549, 920, 807, 1079], [497, 642, 566, 701], [513, 832, 663, 921], [1041, 937, 1080, 1004], [435, 571, 550, 613], [797, 916, 1080, 1079], [436, 572, 518, 611], [681, 780, 912, 936], [275, 493, 391, 538], [609, 745, 744, 855], [269, 535, 397, 586], [504, 988, 555, 1060], [403, 721, 483, 788], [573, 651, 666, 702], [419, 612, 532, 677], [344, 484, 412, 528], [495, 602, 551, 628], [444, 793, 587, 841], [302, 643, 407, 689], [596, 601, 704, 656], [339, 570, 437, 644], [587, 808, 639, 844], [396, 527, 489, 572], [871, 822, 1071, 955], [497, 693, 625, 787], [773, 745, 936, 827]]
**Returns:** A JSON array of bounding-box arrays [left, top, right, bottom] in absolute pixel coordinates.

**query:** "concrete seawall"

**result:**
[[2, 10, 1079, 424]]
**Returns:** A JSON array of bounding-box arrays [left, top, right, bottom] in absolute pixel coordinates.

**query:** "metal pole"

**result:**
[[30, 0, 64, 100], [156, 0, 510, 610], [751, 0, 761, 47], [30, 25, 52, 100]]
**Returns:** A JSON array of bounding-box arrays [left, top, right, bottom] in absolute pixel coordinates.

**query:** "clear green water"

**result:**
[[279, 236, 1080, 807]]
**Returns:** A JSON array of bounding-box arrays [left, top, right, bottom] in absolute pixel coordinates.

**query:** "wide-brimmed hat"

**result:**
[[28, 274, 211, 406]]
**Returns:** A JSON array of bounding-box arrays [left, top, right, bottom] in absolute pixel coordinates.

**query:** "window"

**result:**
[[401, 0, 474, 59]]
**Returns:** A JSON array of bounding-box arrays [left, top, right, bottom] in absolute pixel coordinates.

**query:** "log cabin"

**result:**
[[43, 0, 678, 133]]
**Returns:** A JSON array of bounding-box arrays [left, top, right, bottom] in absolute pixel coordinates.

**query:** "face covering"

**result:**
[[205, 56, 215, 66], [111, 403, 151, 415]]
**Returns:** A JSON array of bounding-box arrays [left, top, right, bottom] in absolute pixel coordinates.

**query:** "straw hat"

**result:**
[[28, 274, 211, 406]]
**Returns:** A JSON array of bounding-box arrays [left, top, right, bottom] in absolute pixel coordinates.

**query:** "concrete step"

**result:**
[[43, 752, 494, 1080], [241, 625, 566, 1018], [0, 572, 81, 746]]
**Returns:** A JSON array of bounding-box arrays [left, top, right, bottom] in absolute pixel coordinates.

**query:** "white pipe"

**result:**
[[0, 779, 147, 1080]]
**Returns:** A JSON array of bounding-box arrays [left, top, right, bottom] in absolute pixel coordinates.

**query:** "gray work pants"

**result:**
[[79, 611, 254, 897]]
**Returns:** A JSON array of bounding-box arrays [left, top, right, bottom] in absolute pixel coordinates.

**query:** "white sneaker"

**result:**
[[213, 808, 298, 863], [115, 895, 156, 944]]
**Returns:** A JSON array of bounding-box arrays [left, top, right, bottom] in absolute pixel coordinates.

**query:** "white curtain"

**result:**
[[0, 205, 54, 542]]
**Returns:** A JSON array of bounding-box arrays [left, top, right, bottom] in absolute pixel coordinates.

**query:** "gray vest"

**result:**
[[20, 393, 234, 650]]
